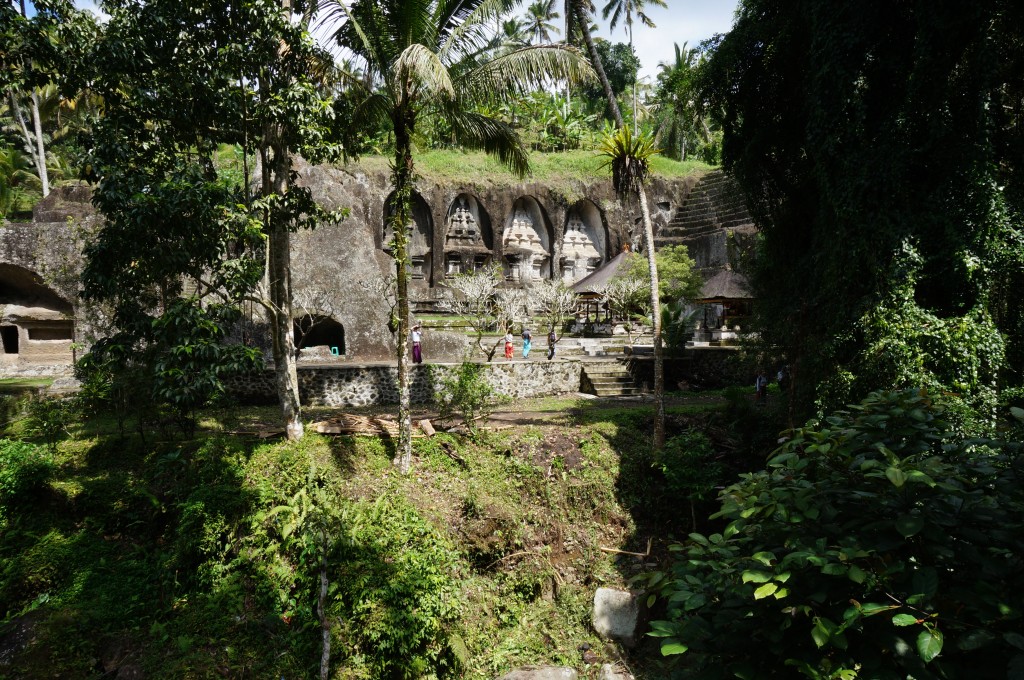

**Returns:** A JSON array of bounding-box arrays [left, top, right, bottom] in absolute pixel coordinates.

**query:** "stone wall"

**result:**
[[625, 347, 755, 390], [229, 360, 585, 407]]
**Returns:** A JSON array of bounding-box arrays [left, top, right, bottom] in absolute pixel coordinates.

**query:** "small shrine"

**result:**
[[443, 197, 491, 274], [503, 208, 549, 283], [690, 266, 753, 346], [559, 214, 602, 283]]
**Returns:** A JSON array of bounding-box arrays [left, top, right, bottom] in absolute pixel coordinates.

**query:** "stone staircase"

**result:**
[[656, 170, 754, 250], [582, 360, 642, 397]]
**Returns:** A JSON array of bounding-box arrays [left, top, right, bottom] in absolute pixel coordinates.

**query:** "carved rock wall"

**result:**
[[0, 162, 747, 369]]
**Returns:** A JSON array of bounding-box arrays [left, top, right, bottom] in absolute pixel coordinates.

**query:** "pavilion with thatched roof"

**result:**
[[570, 247, 637, 323], [692, 266, 753, 345]]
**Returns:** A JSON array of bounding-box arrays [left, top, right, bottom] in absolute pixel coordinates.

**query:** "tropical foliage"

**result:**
[[645, 389, 1024, 679], [323, 0, 592, 471], [698, 0, 1024, 422]]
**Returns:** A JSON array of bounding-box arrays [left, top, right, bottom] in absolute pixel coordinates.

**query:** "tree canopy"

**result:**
[[700, 0, 1024, 422]]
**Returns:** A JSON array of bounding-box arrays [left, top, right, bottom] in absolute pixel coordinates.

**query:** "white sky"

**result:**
[[594, 1, 741, 82]]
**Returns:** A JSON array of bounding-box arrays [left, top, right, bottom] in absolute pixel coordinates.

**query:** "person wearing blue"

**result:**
[[521, 328, 532, 358]]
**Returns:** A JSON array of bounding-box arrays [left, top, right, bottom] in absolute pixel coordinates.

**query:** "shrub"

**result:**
[[656, 431, 722, 501], [0, 439, 56, 521], [436, 362, 505, 438], [644, 389, 1024, 678], [331, 495, 462, 678], [23, 397, 73, 451]]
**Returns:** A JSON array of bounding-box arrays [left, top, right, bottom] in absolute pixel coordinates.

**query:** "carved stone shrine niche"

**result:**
[[382, 190, 434, 284], [502, 197, 551, 284], [443, 194, 492, 275], [559, 201, 606, 283]]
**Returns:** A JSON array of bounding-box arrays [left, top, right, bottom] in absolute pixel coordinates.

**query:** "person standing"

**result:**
[[504, 328, 514, 360], [755, 369, 768, 404], [547, 328, 557, 360], [411, 325, 423, 364], [521, 328, 532, 359]]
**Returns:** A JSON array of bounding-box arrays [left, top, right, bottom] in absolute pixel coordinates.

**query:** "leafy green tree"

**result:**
[[0, 0, 98, 199], [577, 39, 639, 122], [325, 0, 592, 472], [82, 0, 342, 436], [625, 243, 703, 304], [645, 389, 1024, 678], [0, 142, 38, 217], [700, 0, 1023, 422]]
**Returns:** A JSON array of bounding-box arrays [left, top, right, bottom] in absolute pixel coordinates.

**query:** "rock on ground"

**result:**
[[497, 667, 578, 680], [599, 663, 635, 680], [592, 587, 640, 646]]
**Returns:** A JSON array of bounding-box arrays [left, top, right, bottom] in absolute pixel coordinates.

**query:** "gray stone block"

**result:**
[[497, 667, 578, 680], [592, 588, 640, 646], [599, 663, 635, 680]]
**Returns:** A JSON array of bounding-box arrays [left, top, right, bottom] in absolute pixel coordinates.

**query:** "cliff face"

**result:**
[[291, 159, 706, 359], [0, 161, 754, 366]]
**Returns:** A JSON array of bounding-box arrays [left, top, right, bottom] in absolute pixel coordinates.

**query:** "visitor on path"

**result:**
[[755, 369, 768, 404], [777, 364, 791, 391], [522, 328, 532, 358], [547, 329, 558, 360], [504, 329, 514, 360], [411, 325, 423, 364]]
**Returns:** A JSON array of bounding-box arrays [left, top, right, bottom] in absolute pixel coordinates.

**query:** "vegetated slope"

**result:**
[[0, 400, 713, 678], [328, 150, 713, 188]]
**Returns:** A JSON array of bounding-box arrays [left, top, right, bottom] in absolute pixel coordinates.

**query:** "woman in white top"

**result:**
[[411, 325, 423, 364]]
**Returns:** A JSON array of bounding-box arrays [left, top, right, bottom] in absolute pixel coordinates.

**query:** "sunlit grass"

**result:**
[[336, 149, 713, 186]]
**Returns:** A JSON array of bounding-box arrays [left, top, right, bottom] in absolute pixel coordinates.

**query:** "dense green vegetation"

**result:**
[[3, 0, 1024, 677], [646, 389, 1024, 678], [700, 0, 1024, 426], [0, 392, 734, 678]]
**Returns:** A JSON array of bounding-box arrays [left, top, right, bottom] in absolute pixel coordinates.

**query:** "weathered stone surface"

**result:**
[[593, 588, 641, 647], [497, 667, 578, 680], [1, 163, 751, 373], [599, 663, 635, 680], [227, 360, 586, 406]]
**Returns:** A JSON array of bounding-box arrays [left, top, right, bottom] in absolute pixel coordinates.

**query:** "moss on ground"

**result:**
[[0, 393, 737, 678]]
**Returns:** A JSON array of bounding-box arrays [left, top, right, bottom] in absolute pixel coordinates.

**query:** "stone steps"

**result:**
[[655, 170, 754, 249], [582, 361, 642, 397]]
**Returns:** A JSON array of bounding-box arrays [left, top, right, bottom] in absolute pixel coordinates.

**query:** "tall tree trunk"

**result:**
[[12, 0, 48, 197], [318, 534, 330, 680], [391, 118, 415, 474], [262, 130, 304, 440], [639, 188, 665, 447], [574, 1, 624, 129], [30, 89, 49, 197], [574, 0, 665, 447]]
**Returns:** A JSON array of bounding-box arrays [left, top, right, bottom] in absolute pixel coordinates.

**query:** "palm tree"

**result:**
[[653, 42, 710, 160], [601, 0, 666, 135], [567, 0, 667, 448], [323, 0, 592, 473], [525, 0, 561, 44]]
